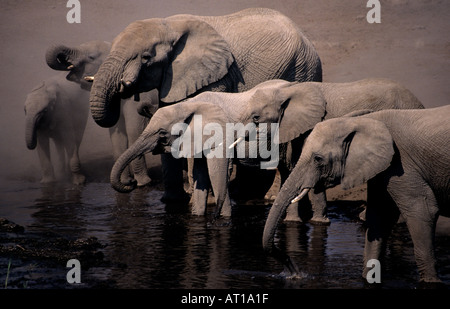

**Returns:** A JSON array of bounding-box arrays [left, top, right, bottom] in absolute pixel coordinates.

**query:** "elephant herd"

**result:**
[[25, 8, 449, 285]]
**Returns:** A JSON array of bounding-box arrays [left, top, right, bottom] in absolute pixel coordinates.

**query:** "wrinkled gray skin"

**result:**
[[89, 8, 322, 202], [110, 101, 234, 216], [263, 106, 450, 283], [46, 41, 156, 186], [24, 74, 89, 185], [246, 78, 424, 223], [111, 80, 289, 216]]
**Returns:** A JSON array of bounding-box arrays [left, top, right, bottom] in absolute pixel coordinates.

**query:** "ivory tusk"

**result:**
[[228, 137, 244, 149], [67, 65, 74, 70], [291, 188, 310, 204], [84, 76, 94, 82]]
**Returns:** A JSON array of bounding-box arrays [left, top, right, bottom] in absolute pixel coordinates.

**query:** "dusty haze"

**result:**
[[1, 0, 449, 183]]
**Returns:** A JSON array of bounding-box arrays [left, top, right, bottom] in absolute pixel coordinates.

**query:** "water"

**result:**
[[0, 179, 449, 289]]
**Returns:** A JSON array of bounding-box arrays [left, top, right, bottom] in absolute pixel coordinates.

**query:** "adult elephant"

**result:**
[[263, 106, 450, 283], [45, 40, 155, 186], [88, 8, 322, 202], [25, 74, 89, 185], [243, 78, 424, 223]]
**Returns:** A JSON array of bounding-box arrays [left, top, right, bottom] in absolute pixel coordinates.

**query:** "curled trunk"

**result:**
[[110, 134, 157, 193], [89, 53, 125, 128], [25, 114, 39, 150], [45, 45, 81, 71]]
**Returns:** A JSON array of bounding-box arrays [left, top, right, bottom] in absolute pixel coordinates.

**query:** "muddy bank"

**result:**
[[1, 217, 110, 288]]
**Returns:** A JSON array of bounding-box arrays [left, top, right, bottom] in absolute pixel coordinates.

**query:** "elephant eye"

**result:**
[[313, 154, 325, 165], [252, 115, 260, 124], [142, 51, 153, 64]]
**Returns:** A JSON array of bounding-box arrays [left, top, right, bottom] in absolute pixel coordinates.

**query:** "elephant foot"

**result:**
[[134, 174, 152, 187], [283, 215, 304, 222], [309, 216, 331, 226], [72, 173, 86, 186], [283, 202, 304, 222], [264, 193, 277, 203]]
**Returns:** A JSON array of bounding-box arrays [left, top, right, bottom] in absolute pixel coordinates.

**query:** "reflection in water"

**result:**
[[0, 180, 448, 288]]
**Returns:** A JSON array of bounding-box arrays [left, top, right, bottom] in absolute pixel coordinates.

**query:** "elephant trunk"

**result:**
[[89, 52, 125, 128], [25, 112, 40, 150], [45, 45, 81, 71], [110, 132, 158, 193], [262, 155, 316, 252], [261, 158, 316, 277]]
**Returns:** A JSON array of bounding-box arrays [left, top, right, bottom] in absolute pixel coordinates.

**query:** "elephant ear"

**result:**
[[276, 83, 327, 144], [172, 101, 229, 158], [160, 16, 234, 103], [340, 118, 395, 190]]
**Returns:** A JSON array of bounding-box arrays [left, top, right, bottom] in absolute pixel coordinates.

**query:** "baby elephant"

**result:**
[[263, 105, 450, 283], [24, 74, 89, 184]]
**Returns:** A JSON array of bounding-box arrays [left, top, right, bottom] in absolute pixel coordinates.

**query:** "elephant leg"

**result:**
[[279, 162, 312, 222], [63, 135, 85, 185], [309, 190, 331, 225], [207, 158, 232, 217], [362, 177, 399, 281], [388, 179, 441, 283], [36, 135, 55, 183], [123, 101, 151, 186], [186, 157, 195, 195], [109, 117, 134, 185], [160, 153, 190, 203], [191, 158, 210, 216]]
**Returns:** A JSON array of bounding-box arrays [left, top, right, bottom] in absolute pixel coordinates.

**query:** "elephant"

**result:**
[[243, 78, 424, 223], [109, 80, 289, 216], [24, 74, 89, 185], [88, 8, 322, 203], [110, 100, 233, 216], [262, 105, 450, 283], [45, 40, 156, 186]]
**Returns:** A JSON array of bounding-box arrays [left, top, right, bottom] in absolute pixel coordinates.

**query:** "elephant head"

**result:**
[[89, 15, 234, 128], [24, 82, 56, 149], [244, 80, 328, 144], [46, 40, 111, 91], [262, 115, 395, 255], [110, 101, 230, 193]]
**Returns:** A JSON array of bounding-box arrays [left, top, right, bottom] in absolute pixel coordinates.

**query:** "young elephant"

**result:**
[[244, 78, 424, 223], [110, 101, 235, 217], [263, 105, 450, 283], [24, 74, 89, 184], [45, 40, 155, 187]]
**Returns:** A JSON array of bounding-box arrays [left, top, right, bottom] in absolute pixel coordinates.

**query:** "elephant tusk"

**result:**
[[228, 137, 244, 149], [291, 188, 310, 204], [84, 76, 94, 82], [67, 65, 74, 70], [121, 79, 133, 88]]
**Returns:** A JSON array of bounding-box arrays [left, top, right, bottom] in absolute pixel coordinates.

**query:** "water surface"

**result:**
[[0, 179, 448, 289]]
